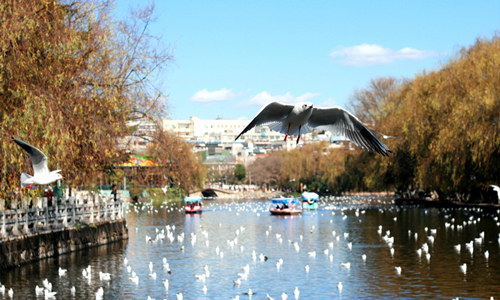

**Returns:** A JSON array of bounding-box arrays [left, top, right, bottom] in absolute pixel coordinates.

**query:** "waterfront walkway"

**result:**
[[0, 196, 124, 242]]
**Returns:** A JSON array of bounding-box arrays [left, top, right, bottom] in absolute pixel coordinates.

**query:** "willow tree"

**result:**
[[398, 36, 500, 193], [346, 35, 500, 194], [0, 0, 173, 198]]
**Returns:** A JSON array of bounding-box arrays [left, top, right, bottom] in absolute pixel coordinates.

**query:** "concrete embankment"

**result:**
[[0, 220, 128, 270]]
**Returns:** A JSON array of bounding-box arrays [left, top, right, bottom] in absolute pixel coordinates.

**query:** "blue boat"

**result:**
[[270, 198, 302, 215], [302, 192, 319, 210], [184, 196, 203, 213]]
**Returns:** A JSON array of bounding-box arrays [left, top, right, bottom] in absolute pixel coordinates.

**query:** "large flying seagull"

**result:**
[[235, 101, 391, 156]]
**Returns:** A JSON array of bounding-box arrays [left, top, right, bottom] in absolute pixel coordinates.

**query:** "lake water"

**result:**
[[1, 197, 500, 299]]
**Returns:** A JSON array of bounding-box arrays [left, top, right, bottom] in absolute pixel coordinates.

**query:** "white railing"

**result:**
[[0, 195, 124, 239]]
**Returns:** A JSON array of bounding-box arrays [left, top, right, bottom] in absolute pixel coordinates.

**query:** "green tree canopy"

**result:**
[[234, 164, 246, 182]]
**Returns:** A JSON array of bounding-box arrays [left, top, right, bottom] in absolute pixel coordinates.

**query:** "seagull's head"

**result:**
[[300, 102, 313, 110], [297, 102, 313, 114]]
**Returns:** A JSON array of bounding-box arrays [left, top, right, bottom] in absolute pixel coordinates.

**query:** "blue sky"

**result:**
[[115, 1, 499, 121]]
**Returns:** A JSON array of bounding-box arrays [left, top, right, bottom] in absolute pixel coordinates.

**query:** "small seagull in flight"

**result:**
[[12, 137, 64, 189]]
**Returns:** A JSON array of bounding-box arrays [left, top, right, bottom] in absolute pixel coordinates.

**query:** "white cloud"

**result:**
[[240, 91, 321, 107], [330, 44, 438, 66], [297, 92, 321, 102], [317, 97, 337, 107], [189, 88, 236, 103]]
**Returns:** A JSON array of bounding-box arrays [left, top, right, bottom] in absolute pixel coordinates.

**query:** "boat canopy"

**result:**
[[302, 192, 319, 201], [184, 196, 202, 202], [271, 198, 300, 205]]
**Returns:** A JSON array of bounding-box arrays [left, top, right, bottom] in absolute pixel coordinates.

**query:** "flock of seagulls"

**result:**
[[1, 195, 500, 299]]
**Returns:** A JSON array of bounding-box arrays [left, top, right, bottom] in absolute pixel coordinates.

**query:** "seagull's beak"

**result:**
[[309, 105, 313, 109]]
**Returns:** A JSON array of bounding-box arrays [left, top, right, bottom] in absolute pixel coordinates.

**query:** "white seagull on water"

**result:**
[[44, 289, 57, 299], [35, 286, 44, 295], [234, 101, 391, 155], [12, 137, 64, 189]]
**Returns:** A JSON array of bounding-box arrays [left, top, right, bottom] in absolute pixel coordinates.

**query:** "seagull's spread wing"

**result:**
[[235, 102, 294, 140], [307, 107, 391, 155], [12, 137, 49, 174]]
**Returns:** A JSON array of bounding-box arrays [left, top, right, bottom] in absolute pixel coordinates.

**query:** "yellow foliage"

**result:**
[[0, 0, 173, 198]]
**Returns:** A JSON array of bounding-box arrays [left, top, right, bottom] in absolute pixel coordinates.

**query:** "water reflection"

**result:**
[[1, 198, 499, 299]]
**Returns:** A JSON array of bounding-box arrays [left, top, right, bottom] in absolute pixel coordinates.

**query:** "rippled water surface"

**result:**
[[2, 197, 500, 299]]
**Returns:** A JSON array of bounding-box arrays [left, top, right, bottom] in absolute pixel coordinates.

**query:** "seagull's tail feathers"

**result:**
[[21, 173, 38, 189], [21, 172, 32, 184], [267, 122, 286, 134]]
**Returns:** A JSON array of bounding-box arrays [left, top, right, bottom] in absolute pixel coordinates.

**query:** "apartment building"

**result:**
[[126, 116, 345, 157]]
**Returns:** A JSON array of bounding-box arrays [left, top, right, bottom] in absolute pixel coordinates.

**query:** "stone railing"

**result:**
[[0, 195, 124, 239]]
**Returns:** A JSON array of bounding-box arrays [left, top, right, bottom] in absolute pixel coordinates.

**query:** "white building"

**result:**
[[163, 116, 285, 142], [126, 116, 347, 157], [162, 116, 341, 144]]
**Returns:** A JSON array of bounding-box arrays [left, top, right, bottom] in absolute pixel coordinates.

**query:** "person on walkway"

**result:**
[[111, 185, 119, 201], [45, 187, 53, 207]]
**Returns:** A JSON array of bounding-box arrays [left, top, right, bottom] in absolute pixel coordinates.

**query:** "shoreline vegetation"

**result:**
[[0, 1, 498, 205]]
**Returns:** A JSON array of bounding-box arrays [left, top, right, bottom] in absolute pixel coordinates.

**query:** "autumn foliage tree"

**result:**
[[142, 129, 207, 191], [0, 0, 173, 198], [337, 35, 500, 196], [248, 155, 284, 190]]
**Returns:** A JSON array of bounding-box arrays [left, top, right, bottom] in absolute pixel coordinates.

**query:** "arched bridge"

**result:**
[[188, 188, 236, 197]]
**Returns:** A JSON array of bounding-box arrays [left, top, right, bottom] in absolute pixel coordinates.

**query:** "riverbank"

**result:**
[[0, 220, 128, 270], [394, 198, 500, 213], [206, 190, 393, 200]]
